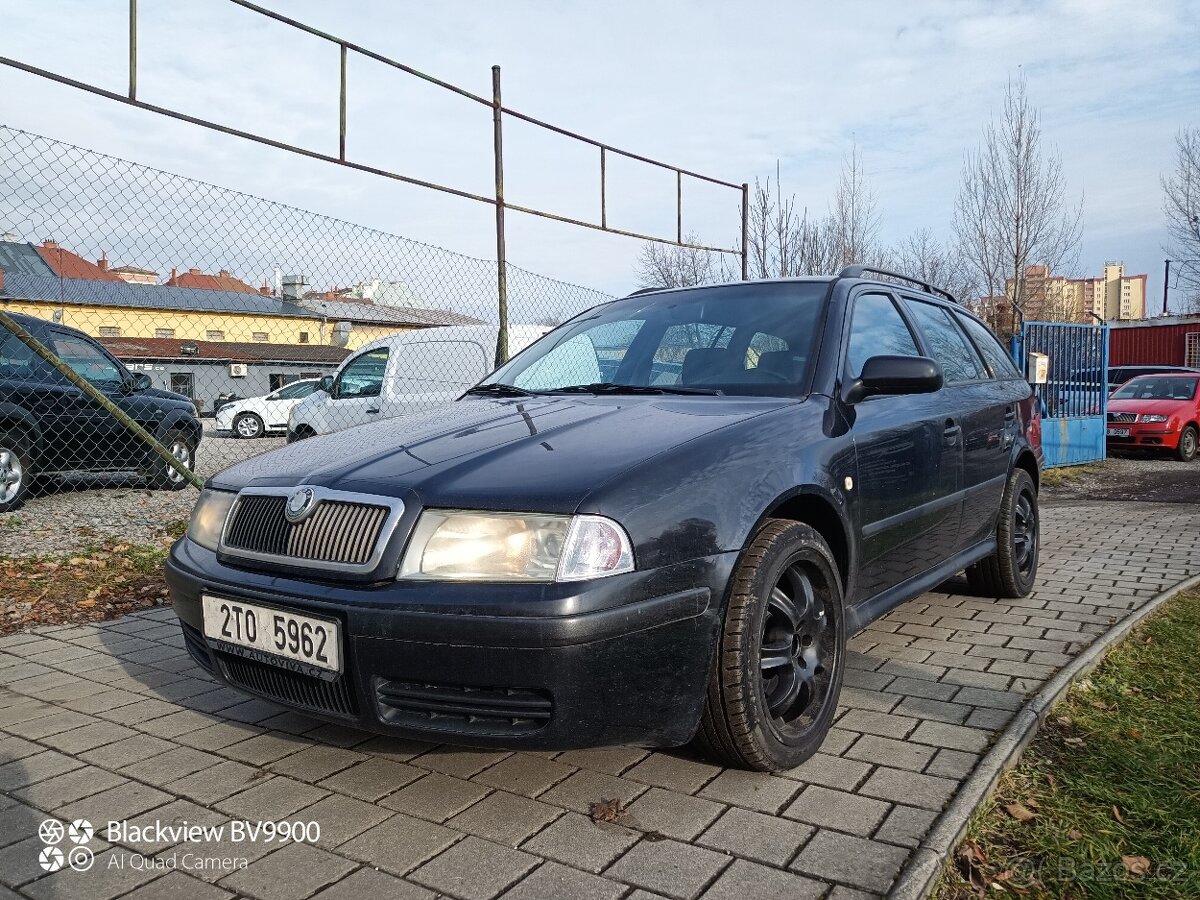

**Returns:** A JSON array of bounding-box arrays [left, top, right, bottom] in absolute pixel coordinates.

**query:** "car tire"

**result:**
[[694, 519, 846, 772], [233, 413, 264, 439], [0, 429, 33, 513], [144, 429, 196, 491], [966, 468, 1039, 599], [1176, 425, 1198, 462]]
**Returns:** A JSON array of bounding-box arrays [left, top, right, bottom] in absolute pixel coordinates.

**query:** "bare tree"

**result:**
[[831, 145, 883, 268], [893, 228, 979, 303], [1162, 126, 1200, 312], [953, 76, 1083, 332], [635, 231, 721, 289]]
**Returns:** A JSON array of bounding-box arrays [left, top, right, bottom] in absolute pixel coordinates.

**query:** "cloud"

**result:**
[[1, 0, 1197, 306]]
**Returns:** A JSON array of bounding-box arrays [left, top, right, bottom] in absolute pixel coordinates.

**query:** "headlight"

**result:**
[[186, 489, 237, 551], [1141, 414, 1169, 423], [398, 510, 634, 582]]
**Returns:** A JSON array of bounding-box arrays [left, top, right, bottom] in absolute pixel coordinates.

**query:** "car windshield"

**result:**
[[1111, 375, 1199, 401], [483, 282, 829, 397]]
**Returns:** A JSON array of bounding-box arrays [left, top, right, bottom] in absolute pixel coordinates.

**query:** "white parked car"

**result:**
[[287, 324, 552, 440], [215, 379, 322, 438]]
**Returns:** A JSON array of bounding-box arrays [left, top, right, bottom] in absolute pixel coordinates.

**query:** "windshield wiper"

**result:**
[[549, 382, 723, 396], [462, 383, 538, 398]]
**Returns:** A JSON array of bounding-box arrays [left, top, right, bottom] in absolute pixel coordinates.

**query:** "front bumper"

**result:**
[[165, 538, 732, 749], [1106, 425, 1180, 449]]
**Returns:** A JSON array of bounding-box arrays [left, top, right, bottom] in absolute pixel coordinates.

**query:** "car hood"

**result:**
[[139, 387, 195, 408], [210, 395, 791, 512], [1108, 397, 1193, 417]]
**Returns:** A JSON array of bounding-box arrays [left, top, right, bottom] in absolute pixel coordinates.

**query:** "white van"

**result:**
[[286, 324, 552, 439]]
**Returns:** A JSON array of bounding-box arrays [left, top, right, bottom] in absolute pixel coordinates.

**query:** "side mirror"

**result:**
[[124, 372, 153, 393], [318, 375, 335, 396], [846, 355, 943, 403]]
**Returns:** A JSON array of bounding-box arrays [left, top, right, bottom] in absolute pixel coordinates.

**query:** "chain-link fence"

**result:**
[[0, 125, 614, 521]]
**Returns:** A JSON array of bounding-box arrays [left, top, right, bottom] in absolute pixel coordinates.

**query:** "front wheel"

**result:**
[[1176, 425, 1198, 462], [0, 430, 33, 513], [966, 468, 1039, 599], [694, 520, 846, 771], [143, 429, 196, 491], [233, 413, 264, 439]]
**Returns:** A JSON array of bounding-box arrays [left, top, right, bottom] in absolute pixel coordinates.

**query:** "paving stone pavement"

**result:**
[[1, 500, 1198, 900]]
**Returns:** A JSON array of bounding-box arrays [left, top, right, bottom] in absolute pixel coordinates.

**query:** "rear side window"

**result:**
[[905, 301, 984, 384], [846, 293, 920, 377], [0, 332, 36, 376], [954, 313, 1022, 380]]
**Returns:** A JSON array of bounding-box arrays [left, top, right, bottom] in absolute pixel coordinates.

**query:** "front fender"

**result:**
[[158, 410, 203, 446]]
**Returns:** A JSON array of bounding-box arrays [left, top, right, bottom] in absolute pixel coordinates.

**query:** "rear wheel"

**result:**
[[234, 413, 264, 439], [0, 429, 33, 513], [694, 520, 845, 771], [1176, 425, 1198, 462], [143, 429, 196, 491], [966, 468, 1039, 598]]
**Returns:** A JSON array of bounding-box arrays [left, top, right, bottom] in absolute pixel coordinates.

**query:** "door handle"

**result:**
[[366, 408, 380, 414], [943, 421, 961, 446]]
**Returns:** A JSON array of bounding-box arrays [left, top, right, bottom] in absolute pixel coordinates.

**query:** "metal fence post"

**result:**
[[0, 307, 203, 490], [128, 0, 137, 101], [492, 64, 509, 368], [740, 183, 749, 281]]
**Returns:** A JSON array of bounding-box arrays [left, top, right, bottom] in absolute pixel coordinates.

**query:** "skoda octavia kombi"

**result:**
[[168, 268, 1042, 771]]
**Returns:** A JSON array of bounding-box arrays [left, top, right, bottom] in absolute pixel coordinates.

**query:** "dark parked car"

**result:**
[[0, 312, 202, 512], [167, 268, 1042, 771]]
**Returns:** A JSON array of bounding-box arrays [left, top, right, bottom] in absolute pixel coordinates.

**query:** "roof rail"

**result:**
[[627, 286, 663, 296], [838, 265, 960, 305]]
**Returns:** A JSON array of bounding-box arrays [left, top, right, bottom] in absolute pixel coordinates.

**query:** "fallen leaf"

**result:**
[[1044, 773, 1058, 789], [1063, 737, 1085, 747], [1026, 798, 1040, 809], [1112, 806, 1125, 824], [1125, 729, 1142, 740], [588, 798, 626, 824], [1005, 803, 1037, 822], [1143, 635, 1152, 645], [1121, 855, 1151, 877], [1067, 828, 1083, 841]]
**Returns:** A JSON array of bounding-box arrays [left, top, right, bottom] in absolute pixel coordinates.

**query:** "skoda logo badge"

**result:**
[[285, 487, 317, 522]]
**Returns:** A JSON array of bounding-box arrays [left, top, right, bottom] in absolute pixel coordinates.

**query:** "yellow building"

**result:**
[[0, 239, 481, 352], [1008, 262, 1147, 323]]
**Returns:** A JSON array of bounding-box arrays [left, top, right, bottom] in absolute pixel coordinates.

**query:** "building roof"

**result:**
[[0, 240, 56, 277], [34, 241, 122, 282], [166, 267, 260, 293], [110, 265, 158, 276], [99, 336, 351, 365], [298, 296, 483, 327]]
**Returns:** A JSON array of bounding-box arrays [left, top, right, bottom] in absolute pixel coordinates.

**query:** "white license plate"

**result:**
[[1107, 428, 1130, 437], [202, 595, 341, 673]]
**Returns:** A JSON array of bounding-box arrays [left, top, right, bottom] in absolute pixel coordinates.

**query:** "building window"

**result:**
[[170, 373, 194, 398], [155, 328, 176, 339], [98, 326, 121, 337], [299, 332, 310, 344], [268, 373, 290, 391], [252, 332, 269, 342], [206, 330, 225, 341]]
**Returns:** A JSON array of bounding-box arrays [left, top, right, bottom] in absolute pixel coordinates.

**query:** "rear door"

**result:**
[[846, 291, 963, 604], [906, 301, 1016, 552]]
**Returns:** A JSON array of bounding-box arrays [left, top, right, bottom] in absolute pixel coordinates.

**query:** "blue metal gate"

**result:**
[[1012, 321, 1109, 468]]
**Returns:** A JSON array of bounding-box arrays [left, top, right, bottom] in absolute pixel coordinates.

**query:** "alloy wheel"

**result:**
[[236, 416, 261, 438], [0, 447, 22, 504], [1013, 489, 1038, 578], [759, 561, 834, 734], [166, 441, 192, 484], [1183, 430, 1197, 459]]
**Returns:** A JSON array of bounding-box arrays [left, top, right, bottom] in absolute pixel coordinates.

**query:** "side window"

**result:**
[[954, 313, 1021, 380], [50, 333, 125, 387], [0, 332, 36, 377], [652, 323, 734, 385], [391, 341, 490, 390], [846, 293, 920, 378], [905, 301, 984, 384], [274, 380, 312, 400], [335, 348, 388, 398]]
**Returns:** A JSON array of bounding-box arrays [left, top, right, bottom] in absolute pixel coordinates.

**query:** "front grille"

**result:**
[[1108, 412, 1138, 423], [223, 494, 390, 566], [219, 652, 358, 717], [376, 679, 552, 734]]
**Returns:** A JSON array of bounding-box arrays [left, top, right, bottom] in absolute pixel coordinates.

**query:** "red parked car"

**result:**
[[1106, 373, 1200, 462]]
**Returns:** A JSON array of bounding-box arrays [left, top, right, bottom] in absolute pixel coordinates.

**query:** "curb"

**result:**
[[887, 571, 1200, 900]]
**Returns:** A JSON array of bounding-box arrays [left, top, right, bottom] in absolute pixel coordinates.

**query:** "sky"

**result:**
[[1, 0, 1198, 312]]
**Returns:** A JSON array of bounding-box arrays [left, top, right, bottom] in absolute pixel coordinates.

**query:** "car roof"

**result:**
[[1123, 371, 1200, 381]]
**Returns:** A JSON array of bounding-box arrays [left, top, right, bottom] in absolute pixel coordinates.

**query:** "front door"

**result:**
[[844, 291, 963, 605], [328, 347, 389, 432]]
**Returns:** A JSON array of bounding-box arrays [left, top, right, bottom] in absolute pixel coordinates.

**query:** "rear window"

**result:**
[[955, 312, 1022, 380]]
